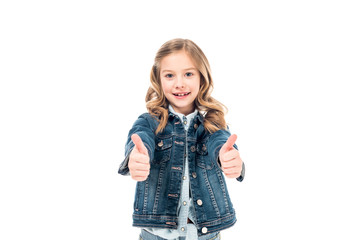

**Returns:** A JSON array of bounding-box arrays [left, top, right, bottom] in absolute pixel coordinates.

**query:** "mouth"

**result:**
[[173, 92, 190, 97]]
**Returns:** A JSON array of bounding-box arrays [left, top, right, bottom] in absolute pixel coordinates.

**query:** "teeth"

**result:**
[[175, 93, 189, 96]]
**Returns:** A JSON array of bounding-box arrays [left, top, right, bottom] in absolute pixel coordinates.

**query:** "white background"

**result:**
[[1, 0, 360, 239]]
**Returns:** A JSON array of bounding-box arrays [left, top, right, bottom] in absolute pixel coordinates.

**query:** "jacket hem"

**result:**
[[133, 214, 178, 229], [133, 213, 237, 235]]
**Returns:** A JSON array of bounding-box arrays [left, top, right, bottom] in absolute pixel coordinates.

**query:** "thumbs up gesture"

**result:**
[[128, 134, 150, 181], [219, 134, 243, 178]]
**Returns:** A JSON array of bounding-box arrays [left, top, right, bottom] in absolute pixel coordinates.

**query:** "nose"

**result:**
[[175, 75, 185, 89]]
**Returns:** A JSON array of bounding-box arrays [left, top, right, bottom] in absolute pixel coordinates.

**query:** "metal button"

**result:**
[[182, 176, 187, 180], [183, 201, 187, 206], [157, 141, 163, 147], [192, 172, 197, 178], [194, 123, 198, 129], [190, 146, 196, 152], [181, 227, 185, 232], [197, 199, 203, 206], [202, 144, 207, 151], [201, 227, 208, 234]]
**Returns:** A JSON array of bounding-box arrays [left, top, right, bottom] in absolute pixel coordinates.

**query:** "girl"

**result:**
[[118, 38, 245, 240]]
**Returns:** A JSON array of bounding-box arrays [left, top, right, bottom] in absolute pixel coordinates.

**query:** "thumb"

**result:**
[[222, 134, 237, 152], [131, 134, 148, 155]]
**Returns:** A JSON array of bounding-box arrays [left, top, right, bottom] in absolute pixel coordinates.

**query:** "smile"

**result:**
[[173, 92, 190, 97]]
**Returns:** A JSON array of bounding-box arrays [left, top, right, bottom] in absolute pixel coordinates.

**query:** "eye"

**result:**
[[165, 73, 174, 78], [185, 72, 193, 77]]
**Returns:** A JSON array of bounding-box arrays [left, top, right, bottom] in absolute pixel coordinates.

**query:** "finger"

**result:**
[[131, 153, 150, 164], [222, 149, 239, 162], [133, 162, 150, 171], [222, 162, 237, 170], [131, 170, 150, 180], [129, 158, 150, 172], [221, 155, 242, 169], [223, 167, 242, 177], [129, 167, 149, 178], [131, 134, 148, 155], [222, 161, 242, 170], [129, 163, 149, 172], [224, 173, 241, 179], [131, 174, 149, 182], [222, 134, 237, 152]]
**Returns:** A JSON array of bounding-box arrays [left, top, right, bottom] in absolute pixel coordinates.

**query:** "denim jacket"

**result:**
[[118, 111, 245, 236]]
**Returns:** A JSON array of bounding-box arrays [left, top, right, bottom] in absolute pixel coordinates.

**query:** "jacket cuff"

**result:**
[[118, 142, 135, 175], [214, 145, 223, 170], [236, 162, 245, 182]]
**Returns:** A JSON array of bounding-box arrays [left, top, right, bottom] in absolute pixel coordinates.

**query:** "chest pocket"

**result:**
[[196, 142, 214, 170], [154, 137, 172, 164]]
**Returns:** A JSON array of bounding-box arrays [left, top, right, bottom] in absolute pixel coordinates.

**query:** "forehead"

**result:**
[[160, 50, 197, 72]]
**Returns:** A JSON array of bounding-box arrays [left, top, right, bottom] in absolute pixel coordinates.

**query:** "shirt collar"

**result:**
[[169, 105, 198, 121]]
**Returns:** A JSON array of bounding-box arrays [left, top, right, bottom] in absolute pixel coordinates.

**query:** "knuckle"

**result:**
[[223, 163, 230, 168]]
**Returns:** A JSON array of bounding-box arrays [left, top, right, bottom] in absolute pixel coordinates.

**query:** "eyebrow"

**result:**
[[161, 68, 197, 73]]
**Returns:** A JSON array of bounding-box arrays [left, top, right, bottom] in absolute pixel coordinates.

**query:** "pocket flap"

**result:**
[[155, 137, 172, 151], [196, 142, 208, 155]]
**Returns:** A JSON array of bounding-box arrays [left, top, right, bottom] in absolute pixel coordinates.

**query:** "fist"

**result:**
[[128, 134, 150, 181], [219, 134, 243, 178]]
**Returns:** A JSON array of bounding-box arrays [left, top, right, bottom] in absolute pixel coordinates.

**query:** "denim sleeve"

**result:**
[[118, 114, 156, 176], [208, 128, 245, 182], [236, 162, 245, 182]]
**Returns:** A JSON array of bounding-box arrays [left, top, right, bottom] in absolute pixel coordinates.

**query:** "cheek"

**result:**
[[160, 79, 171, 94], [192, 78, 201, 94]]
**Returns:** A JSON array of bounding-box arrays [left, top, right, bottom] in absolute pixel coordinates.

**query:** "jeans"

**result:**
[[139, 229, 221, 240]]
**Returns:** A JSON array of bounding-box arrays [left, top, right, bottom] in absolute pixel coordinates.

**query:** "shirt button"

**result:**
[[183, 201, 187, 206], [192, 172, 197, 178], [183, 116, 187, 125], [182, 176, 187, 180], [190, 146, 196, 152], [197, 199, 203, 206], [181, 227, 185, 232], [201, 227, 208, 234]]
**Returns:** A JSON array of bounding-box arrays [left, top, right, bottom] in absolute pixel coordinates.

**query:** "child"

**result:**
[[118, 38, 245, 240]]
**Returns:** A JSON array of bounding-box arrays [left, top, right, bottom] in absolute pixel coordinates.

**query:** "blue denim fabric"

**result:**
[[119, 110, 245, 236], [146, 106, 198, 239]]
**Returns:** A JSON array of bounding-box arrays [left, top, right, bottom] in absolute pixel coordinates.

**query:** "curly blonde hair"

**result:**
[[145, 38, 228, 134]]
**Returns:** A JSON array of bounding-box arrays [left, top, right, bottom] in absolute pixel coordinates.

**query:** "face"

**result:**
[[160, 50, 200, 115]]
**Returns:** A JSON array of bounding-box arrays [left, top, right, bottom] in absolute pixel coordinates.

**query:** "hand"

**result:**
[[219, 134, 243, 178], [128, 134, 150, 181]]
